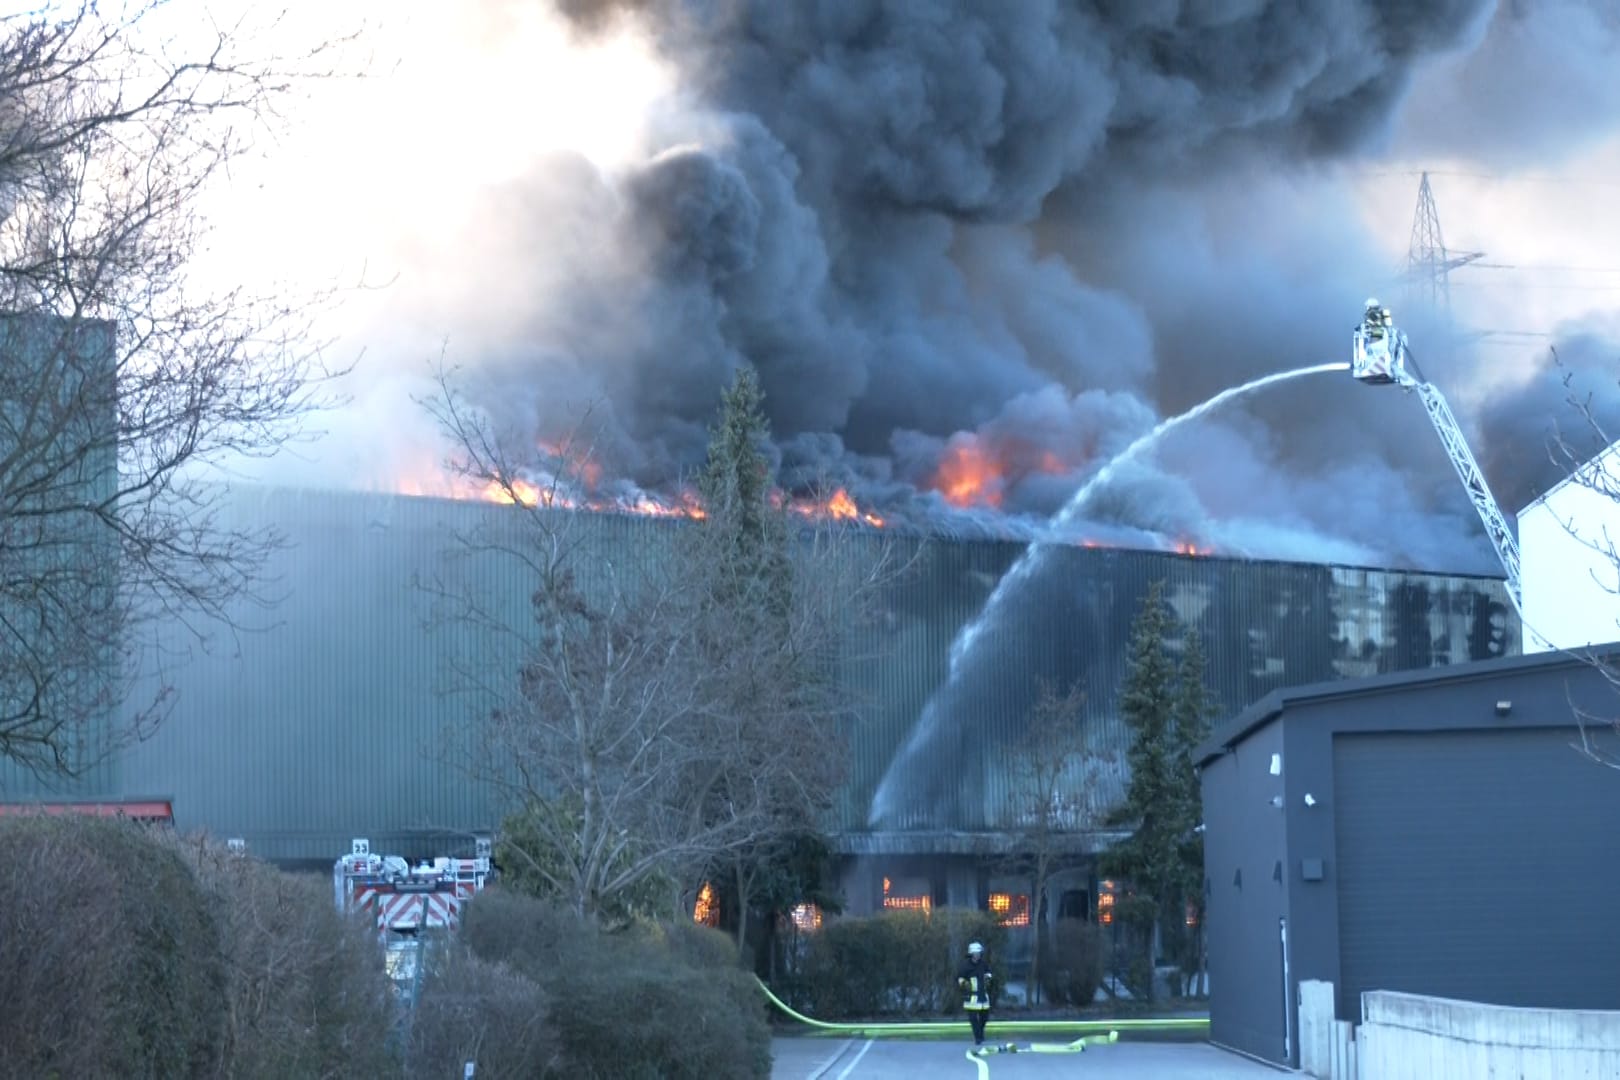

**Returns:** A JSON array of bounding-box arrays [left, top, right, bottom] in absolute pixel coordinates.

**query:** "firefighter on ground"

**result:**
[[958, 941, 993, 1049]]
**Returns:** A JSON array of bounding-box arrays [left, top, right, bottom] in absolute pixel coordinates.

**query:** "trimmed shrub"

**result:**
[[0, 815, 226, 1079], [162, 834, 398, 1079], [789, 907, 1007, 1020], [461, 888, 771, 1079], [408, 946, 556, 1079], [1040, 919, 1105, 1006]]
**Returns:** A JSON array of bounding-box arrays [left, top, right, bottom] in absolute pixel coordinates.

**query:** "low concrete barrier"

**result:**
[[1359, 991, 1620, 1079], [1299, 980, 1355, 1079]]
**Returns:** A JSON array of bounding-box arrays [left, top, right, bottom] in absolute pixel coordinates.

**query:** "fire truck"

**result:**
[[333, 837, 494, 1011]]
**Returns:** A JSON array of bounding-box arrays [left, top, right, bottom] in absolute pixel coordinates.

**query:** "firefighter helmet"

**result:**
[[967, 941, 984, 956]]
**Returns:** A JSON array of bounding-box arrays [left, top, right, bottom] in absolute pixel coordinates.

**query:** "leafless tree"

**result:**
[[1001, 677, 1117, 1005], [1541, 353, 1620, 769], [418, 368, 901, 925], [686, 488, 899, 951], [0, 3, 351, 778]]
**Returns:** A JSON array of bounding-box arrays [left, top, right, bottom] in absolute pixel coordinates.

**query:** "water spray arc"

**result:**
[[869, 361, 1351, 826]]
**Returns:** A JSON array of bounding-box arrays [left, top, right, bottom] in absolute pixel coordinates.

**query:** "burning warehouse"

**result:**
[[52, 487, 1516, 912]]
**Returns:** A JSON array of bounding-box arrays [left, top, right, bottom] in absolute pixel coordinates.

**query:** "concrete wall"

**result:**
[[1519, 449, 1620, 653], [1359, 991, 1620, 1079], [1201, 717, 1290, 1065]]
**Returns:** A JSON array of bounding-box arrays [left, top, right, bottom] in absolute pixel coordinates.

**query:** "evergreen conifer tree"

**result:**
[[1103, 580, 1216, 1001]]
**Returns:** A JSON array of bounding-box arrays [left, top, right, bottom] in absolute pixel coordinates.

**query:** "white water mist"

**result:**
[[868, 361, 1351, 827]]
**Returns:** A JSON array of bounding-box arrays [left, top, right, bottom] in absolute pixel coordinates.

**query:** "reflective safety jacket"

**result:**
[[957, 958, 992, 1011]]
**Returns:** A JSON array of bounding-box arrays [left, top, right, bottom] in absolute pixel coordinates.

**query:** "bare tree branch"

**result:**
[[419, 364, 909, 924], [0, 3, 357, 777], [1540, 348, 1620, 770]]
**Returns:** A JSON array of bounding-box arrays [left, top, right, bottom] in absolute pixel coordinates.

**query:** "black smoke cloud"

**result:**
[[424, 0, 1613, 573], [1394, 1, 1620, 168], [1476, 324, 1620, 506]]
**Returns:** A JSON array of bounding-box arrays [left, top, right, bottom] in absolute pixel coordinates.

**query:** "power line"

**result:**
[[1358, 168, 1620, 190], [1454, 281, 1620, 292], [1471, 263, 1620, 275]]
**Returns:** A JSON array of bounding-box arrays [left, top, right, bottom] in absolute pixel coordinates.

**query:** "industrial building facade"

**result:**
[[7, 486, 1521, 928], [1197, 651, 1620, 1069]]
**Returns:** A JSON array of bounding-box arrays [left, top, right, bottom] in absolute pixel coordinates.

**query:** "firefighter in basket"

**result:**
[[959, 941, 994, 1050], [1352, 297, 1406, 384]]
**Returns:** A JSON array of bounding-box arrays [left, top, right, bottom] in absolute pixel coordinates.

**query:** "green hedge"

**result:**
[[408, 946, 555, 1078], [457, 887, 771, 1079], [165, 834, 398, 1079], [0, 815, 226, 1079], [0, 818, 404, 1079], [1040, 918, 1105, 1006], [787, 907, 1008, 1019]]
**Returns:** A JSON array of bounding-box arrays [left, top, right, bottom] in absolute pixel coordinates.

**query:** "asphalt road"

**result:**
[[771, 1035, 1286, 1079]]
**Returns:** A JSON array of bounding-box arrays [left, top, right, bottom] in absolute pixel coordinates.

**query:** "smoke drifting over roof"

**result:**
[[390, 0, 1619, 573]]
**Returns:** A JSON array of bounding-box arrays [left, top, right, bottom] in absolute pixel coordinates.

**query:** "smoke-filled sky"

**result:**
[[205, 0, 1620, 575]]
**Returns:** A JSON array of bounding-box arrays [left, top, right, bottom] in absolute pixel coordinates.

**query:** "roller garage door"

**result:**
[[1332, 728, 1620, 1018]]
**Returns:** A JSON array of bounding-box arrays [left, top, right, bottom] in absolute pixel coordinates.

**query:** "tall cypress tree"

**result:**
[[697, 366, 792, 630], [692, 366, 834, 962], [1104, 580, 1215, 1001], [1167, 627, 1216, 991]]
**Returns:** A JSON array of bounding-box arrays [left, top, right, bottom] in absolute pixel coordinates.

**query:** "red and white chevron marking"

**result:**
[[372, 890, 462, 932]]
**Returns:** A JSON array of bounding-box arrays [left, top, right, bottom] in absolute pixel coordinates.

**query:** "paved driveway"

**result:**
[[771, 1035, 1286, 1078]]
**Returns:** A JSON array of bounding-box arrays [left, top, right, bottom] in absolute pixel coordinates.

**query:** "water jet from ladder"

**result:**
[[868, 361, 1350, 827]]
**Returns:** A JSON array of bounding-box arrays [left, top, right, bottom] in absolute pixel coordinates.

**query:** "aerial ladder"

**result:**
[[1350, 299, 1523, 619]]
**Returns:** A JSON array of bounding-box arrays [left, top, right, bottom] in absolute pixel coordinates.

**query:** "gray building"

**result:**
[[0, 315, 120, 795], [1196, 649, 1620, 1069], [8, 485, 1523, 932]]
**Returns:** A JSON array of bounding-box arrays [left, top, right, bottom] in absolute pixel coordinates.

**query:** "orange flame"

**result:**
[[826, 488, 858, 520], [933, 436, 1004, 508], [395, 461, 884, 530], [786, 486, 884, 527]]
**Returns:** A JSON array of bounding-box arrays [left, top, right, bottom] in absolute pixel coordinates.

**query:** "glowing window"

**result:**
[[789, 903, 823, 932], [881, 875, 932, 914], [693, 882, 719, 927], [1185, 900, 1199, 928], [988, 892, 1031, 927], [1097, 881, 1116, 926]]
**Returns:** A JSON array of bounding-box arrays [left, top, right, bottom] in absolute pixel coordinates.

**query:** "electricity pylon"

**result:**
[[1402, 171, 1483, 317]]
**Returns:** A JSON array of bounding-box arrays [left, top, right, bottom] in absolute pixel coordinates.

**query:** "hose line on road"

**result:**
[[757, 976, 1208, 1039], [963, 1031, 1122, 1077]]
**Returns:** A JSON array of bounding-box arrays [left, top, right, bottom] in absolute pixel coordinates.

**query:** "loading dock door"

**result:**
[[1332, 728, 1620, 1017]]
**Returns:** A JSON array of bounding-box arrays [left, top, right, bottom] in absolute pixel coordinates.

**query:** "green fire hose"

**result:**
[[756, 976, 1208, 1040]]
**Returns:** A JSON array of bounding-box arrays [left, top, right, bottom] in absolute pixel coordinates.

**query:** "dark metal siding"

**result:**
[[0, 317, 121, 802], [1333, 728, 1620, 1017], [98, 486, 1520, 862], [1202, 720, 1290, 1065], [116, 488, 690, 859], [863, 546, 1519, 833]]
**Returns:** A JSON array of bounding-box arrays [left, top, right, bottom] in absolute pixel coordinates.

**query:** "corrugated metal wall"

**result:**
[[116, 487, 688, 859], [843, 544, 1518, 834], [0, 317, 121, 802], [102, 487, 1516, 861]]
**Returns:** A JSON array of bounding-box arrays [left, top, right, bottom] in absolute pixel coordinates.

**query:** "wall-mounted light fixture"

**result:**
[[1495, 700, 1512, 717], [1303, 793, 1317, 807], [1269, 795, 1284, 809]]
